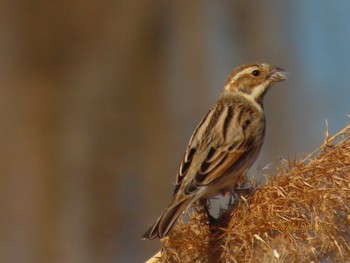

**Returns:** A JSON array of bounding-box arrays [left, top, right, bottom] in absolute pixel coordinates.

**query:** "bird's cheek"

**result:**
[[238, 85, 249, 94]]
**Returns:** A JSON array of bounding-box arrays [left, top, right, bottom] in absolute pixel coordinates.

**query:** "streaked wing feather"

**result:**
[[174, 104, 223, 194], [174, 147, 196, 195], [185, 137, 252, 195], [199, 149, 245, 185]]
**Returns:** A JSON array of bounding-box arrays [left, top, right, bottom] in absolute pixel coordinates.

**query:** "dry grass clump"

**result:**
[[159, 206, 212, 262], [156, 123, 350, 263]]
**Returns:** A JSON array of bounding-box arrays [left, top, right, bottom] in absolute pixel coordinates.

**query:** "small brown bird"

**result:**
[[142, 62, 286, 239]]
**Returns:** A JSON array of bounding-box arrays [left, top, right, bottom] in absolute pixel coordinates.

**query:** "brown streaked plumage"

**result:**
[[142, 62, 286, 239]]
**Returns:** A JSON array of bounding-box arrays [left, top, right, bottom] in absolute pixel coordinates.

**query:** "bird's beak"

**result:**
[[268, 67, 287, 82]]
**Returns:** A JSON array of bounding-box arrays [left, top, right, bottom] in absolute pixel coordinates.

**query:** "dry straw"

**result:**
[[148, 123, 350, 263]]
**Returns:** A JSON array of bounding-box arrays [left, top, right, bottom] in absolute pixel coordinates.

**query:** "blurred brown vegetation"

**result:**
[[0, 1, 293, 262], [159, 123, 350, 262]]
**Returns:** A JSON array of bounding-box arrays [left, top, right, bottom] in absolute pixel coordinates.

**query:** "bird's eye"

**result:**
[[251, 70, 260, 77]]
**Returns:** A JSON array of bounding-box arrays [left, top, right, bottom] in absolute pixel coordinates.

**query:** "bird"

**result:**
[[142, 62, 286, 239]]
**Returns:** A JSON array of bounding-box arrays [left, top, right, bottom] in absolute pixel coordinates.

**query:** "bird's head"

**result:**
[[223, 62, 286, 104]]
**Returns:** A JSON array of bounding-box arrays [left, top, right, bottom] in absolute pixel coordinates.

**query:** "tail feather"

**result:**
[[142, 198, 192, 239]]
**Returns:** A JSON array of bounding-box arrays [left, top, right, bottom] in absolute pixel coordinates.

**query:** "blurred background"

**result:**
[[0, 0, 349, 262]]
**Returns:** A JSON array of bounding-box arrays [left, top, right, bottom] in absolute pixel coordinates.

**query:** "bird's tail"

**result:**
[[142, 197, 193, 239]]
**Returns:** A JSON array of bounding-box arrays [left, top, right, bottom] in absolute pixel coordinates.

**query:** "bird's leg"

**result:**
[[229, 180, 255, 209], [199, 199, 217, 226], [228, 190, 238, 209], [235, 180, 254, 196]]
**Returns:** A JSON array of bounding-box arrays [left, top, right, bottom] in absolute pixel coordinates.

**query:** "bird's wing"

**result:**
[[174, 134, 254, 196], [185, 138, 253, 195]]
